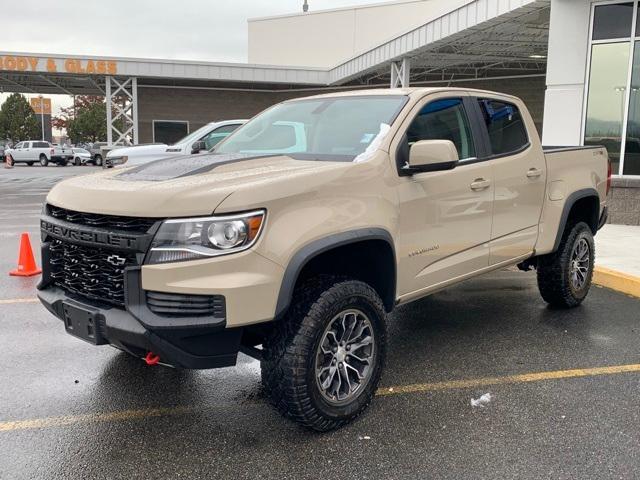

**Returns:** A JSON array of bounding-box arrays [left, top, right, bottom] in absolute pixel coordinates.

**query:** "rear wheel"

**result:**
[[39, 154, 48, 167], [537, 221, 595, 308], [26, 161, 34, 166], [261, 276, 387, 431]]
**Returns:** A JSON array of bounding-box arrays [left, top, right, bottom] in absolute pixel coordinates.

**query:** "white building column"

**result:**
[[390, 58, 410, 88], [541, 0, 592, 146]]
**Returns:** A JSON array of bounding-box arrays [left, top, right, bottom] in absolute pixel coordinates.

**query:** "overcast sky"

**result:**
[[2, 0, 389, 133], [4, 0, 383, 63]]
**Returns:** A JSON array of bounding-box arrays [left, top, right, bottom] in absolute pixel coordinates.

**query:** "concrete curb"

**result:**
[[593, 266, 640, 298]]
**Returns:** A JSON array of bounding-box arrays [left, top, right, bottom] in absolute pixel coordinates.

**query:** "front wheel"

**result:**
[[74, 157, 81, 166], [26, 161, 34, 166], [39, 154, 48, 167], [537, 222, 595, 308], [94, 155, 102, 166], [261, 277, 387, 431]]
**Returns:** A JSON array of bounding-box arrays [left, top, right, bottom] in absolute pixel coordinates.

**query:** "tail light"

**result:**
[[606, 158, 612, 196]]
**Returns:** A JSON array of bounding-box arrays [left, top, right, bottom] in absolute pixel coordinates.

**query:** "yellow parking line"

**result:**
[[0, 406, 197, 433], [0, 298, 39, 305], [376, 363, 640, 396], [2, 363, 640, 432]]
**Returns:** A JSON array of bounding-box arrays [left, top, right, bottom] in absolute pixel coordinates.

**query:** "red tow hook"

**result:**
[[144, 352, 160, 366]]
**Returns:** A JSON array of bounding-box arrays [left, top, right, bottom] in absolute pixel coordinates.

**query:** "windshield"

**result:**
[[172, 124, 219, 146], [216, 95, 408, 161]]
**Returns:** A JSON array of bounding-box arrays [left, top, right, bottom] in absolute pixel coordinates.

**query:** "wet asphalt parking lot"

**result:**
[[1, 164, 640, 480]]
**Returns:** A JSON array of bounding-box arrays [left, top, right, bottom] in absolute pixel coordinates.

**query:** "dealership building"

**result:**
[[1, 0, 639, 223]]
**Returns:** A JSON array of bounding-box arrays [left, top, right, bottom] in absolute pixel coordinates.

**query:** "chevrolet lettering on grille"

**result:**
[[41, 219, 139, 250]]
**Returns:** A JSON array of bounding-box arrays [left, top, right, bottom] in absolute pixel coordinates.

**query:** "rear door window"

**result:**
[[477, 99, 529, 156]]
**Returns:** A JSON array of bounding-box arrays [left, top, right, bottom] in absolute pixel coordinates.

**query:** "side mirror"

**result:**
[[191, 140, 207, 154], [404, 139, 459, 174]]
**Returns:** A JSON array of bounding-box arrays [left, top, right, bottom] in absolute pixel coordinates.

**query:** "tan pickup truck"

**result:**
[[38, 88, 610, 431]]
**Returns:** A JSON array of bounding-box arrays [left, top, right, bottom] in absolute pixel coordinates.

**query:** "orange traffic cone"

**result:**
[[9, 233, 42, 276]]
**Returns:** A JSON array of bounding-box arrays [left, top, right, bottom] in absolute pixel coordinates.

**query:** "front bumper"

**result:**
[[37, 268, 243, 369]]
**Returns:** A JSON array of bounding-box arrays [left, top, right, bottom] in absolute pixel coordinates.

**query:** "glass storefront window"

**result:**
[[624, 41, 640, 174], [592, 3, 634, 40], [584, 42, 631, 174]]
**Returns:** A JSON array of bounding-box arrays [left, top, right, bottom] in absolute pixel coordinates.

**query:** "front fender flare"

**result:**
[[274, 228, 396, 320]]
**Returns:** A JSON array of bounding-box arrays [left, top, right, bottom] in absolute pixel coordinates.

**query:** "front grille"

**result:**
[[49, 239, 138, 308], [146, 291, 225, 317], [48, 205, 158, 234]]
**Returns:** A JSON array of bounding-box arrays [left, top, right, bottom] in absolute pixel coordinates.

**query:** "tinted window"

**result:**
[[14, 142, 23, 149], [592, 3, 633, 40], [153, 121, 188, 144], [406, 98, 475, 160], [477, 99, 529, 156], [201, 124, 241, 149], [34, 142, 49, 148]]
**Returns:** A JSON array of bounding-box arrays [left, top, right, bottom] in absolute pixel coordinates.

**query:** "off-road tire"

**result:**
[[537, 221, 595, 308], [39, 154, 48, 167], [261, 276, 387, 432]]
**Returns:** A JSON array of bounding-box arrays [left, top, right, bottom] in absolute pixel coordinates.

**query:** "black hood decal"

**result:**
[[115, 153, 276, 182]]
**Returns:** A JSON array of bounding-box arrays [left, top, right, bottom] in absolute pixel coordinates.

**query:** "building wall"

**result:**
[[608, 178, 640, 226], [137, 86, 330, 143], [248, 0, 471, 68], [137, 76, 546, 144]]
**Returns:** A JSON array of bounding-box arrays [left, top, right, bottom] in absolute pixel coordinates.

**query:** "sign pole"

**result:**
[[38, 95, 45, 141]]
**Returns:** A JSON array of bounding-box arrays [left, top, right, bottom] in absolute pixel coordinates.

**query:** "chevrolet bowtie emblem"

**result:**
[[106, 254, 126, 266]]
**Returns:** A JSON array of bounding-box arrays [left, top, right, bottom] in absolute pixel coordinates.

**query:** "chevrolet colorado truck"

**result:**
[[38, 88, 610, 431]]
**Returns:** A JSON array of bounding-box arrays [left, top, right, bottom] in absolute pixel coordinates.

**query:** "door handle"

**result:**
[[526, 167, 542, 178], [470, 178, 491, 191]]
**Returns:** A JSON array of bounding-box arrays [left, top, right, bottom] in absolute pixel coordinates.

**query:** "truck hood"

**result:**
[[107, 143, 172, 165], [46, 152, 351, 217], [107, 143, 170, 158]]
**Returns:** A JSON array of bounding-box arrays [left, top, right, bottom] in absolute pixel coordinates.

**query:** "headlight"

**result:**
[[146, 210, 265, 264]]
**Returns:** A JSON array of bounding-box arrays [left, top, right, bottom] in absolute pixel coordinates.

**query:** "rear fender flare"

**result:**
[[551, 188, 599, 252]]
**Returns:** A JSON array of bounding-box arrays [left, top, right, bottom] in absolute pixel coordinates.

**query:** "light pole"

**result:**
[[38, 95, 45, 141]]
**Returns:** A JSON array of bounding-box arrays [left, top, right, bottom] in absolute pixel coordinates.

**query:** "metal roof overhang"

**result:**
[[0, 0, 550, 96], [329, 0, 551, 85], [0, 54, 329, 95]]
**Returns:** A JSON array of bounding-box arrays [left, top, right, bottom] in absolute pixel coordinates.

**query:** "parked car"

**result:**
[[6, 141, 73, 166], [38, 88, 609, 431], [88, 142, 108, 166], [104, 120, 246, 168], [0, 142, 6, 162], [71, 148, 92, 166]]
